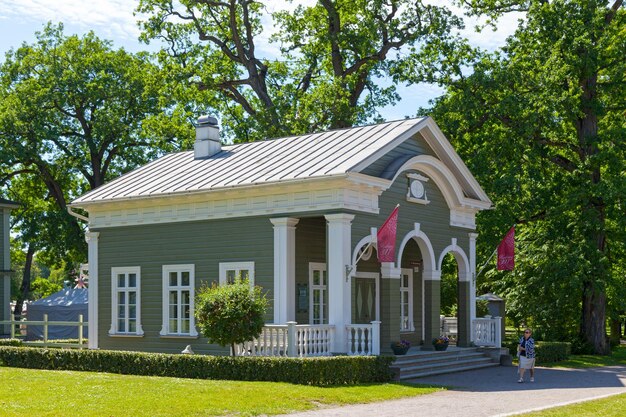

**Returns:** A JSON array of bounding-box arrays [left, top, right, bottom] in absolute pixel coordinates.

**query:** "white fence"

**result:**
[[472, 316, 502, 348], [0, 314, 87, 349], [235, 322, 335, 357], [346, 322, 380, 355], [235, 321, 380, 357]]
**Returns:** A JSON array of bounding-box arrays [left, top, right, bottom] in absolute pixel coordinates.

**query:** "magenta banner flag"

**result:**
[[497, 226, 515, 270], [377, 205, 399, 262]]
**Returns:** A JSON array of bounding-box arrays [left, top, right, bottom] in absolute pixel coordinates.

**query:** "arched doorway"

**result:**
[[399, 239, 423, 347], [440, 252, 459, 344], [438, 242, 471, 346], [396, 223, 438, 347]]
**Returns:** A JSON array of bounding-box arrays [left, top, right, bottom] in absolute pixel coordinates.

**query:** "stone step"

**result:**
[[390, 347, 500, 380], [396, 352, 490, 369], [393, 350, 485, 366], [399, 356, 494, 375], [400, 361, 499, 380]]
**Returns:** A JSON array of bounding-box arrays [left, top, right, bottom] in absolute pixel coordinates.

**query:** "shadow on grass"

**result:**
[[543, 346, 626, 369]]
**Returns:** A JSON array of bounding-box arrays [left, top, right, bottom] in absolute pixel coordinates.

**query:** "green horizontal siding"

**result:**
[[295, 217, 326, 325], [353, 134, 475, 346], [353, 169, 471, 267], [94, 216, 273, 355]]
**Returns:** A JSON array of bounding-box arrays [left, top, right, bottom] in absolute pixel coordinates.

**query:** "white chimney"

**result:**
[[194, 115, 221, 159]]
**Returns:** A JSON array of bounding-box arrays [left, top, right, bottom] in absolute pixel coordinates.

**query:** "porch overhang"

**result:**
[[71, 174, 388, 229]]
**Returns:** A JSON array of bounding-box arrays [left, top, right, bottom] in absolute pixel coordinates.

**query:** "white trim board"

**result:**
[[350, 117, 491, 206], [82, 177, 384, 229]]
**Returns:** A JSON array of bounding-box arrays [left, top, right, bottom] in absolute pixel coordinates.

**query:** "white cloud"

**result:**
[[0, 0, 142, 41]]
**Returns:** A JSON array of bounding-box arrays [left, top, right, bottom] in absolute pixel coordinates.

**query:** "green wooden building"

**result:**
[[1, 198, 18, 335], [70, 117, 492, 355]]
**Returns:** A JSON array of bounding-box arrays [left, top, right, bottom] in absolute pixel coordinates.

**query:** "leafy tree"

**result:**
[[30, 278, 63, 300], [136, 0, 467, 140], [195, 278, 268, 355], [431, 0, 625, 353], [0, 24, 183, 296]]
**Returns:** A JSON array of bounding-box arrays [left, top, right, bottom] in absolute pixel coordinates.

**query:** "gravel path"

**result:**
[[280, 365, 626, 417]]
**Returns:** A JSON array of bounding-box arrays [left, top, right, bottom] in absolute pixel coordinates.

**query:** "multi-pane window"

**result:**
[[110, 267, 143, 336], [400, 268, 413, 331], [161, 265, 197, 337], [219, 262, 255, 286], [309, 263, 328, 325]]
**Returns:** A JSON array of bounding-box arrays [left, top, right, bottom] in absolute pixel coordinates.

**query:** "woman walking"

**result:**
[[518, 328, 536, 383]]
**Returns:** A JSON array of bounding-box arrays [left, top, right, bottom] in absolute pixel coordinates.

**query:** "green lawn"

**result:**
[[0, 367, 441, 417], [522, 393, 626, 416]]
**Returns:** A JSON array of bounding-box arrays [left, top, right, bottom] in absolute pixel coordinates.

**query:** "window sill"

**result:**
[[109, 333, 145, 338], [159, 334, 199, 339]]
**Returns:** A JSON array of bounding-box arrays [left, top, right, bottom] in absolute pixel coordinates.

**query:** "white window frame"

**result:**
[[309, 262, 328, 325], [400, 268, 414, 332], [160, 264, 198, 337], [219, 261, 255, 287], [109, 266, 143, 336]]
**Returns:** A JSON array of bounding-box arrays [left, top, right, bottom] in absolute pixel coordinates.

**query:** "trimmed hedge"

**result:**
[[0, 339, 23, 347], [0, 346, 394, 386], [506, 338, 571, 364], [535, 342, 571, 364]]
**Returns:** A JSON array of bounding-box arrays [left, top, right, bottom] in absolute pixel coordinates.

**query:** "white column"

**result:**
[[469, 232, 478, 342], [270, 218, 299, 324], [325, 213, 354, 353], [86, 231, 100, 349], [3, 209, 10, 333]]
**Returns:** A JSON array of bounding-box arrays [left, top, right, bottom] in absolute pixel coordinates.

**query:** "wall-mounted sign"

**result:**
[[297, 283, 308, 313]]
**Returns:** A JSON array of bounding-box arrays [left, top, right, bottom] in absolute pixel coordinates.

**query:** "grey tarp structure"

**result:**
[[26, 288, 88, 340]]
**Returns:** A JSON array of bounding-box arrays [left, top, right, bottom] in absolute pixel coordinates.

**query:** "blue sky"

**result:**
[[0, 0, 523, 121]]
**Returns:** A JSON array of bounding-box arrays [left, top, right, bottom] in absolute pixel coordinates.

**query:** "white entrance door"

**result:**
[[353, 272, 379, 324]]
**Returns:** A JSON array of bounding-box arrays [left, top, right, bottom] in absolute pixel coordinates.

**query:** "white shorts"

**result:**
[[520, 355, 535, 369]]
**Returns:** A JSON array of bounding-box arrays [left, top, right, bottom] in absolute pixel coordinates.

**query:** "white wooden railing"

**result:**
[[346, 321, 380, 356], [235, 324, 290, 357], [295, 323, 334, 356], [0, 314, 87, 349], [235, 322, 335, 357], [236, 321, 380, 357], [472, 316, 502, 348]]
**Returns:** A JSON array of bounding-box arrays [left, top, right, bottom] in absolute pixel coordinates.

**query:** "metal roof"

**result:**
[[0, 198, 19, 208], [73, 118, 426, 205]]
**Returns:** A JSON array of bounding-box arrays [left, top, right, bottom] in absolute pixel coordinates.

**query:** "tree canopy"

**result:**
[[136, 0, 467, 140], [0, 24, 181, 306], [432, 0, 625, 353]]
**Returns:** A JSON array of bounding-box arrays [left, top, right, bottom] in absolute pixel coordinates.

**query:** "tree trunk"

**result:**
[[13, 244, 35, 319], [610, 317, 622, 345], [581, 280, 609, 354]]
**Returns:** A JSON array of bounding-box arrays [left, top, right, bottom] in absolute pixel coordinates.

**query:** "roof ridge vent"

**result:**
[[194, 115, 221, 159]]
